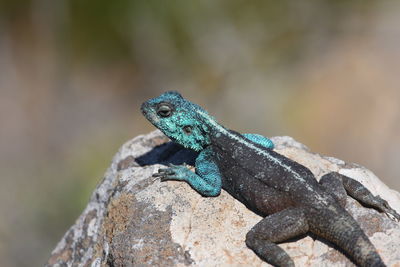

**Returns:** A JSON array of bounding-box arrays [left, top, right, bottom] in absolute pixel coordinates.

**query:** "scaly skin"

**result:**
[[141, 91, 400, 267]]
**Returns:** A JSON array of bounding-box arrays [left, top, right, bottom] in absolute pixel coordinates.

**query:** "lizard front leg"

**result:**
[[320, 172, 400, 221], [153, 147, 222, 197], [246, 207, 309, 267], [242, 133, 274, 149]]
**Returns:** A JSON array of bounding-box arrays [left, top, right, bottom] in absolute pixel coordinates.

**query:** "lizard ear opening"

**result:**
[[183, 125, 193, 135]]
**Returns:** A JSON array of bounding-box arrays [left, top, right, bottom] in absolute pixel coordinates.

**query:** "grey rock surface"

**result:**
[[47, 130, 400, 267]]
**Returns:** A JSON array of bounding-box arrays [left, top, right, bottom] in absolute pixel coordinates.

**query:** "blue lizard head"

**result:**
[[141, 91, 213, 151]]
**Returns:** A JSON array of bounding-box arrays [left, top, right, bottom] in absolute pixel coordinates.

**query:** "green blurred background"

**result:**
[[1, 1, 399, 266]]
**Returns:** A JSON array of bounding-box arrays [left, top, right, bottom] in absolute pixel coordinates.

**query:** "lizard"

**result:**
[[141, 91, 400, 267]]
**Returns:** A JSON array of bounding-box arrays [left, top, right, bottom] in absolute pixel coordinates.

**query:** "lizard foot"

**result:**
[[153, 164, 190, 182], [374, 196, 400, 222]]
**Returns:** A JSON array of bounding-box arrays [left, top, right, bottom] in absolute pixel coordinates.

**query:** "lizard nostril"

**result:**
[[141, 103, 148, 115]]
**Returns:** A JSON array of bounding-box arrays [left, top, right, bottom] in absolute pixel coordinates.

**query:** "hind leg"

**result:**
[[321, 172, 400, 220], [245, 208, 308, 267]]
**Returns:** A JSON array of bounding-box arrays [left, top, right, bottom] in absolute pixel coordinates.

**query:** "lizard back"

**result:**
[[210, 129, 329, 207]]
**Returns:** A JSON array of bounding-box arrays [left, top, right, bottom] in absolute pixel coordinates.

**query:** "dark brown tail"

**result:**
[[310, 206, 385, 267]]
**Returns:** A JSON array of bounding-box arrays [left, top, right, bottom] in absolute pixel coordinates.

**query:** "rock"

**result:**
[[47, 130, 400, 267]]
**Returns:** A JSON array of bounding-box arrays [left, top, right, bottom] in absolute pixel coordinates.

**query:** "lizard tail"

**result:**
[[310, 208, 385, 267]]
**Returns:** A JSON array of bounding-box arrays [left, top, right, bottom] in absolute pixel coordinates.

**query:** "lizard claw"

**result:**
[[385, 207, 400, 222], [153, 164, 188, 182], [153, 168, 176, 181], [375, 196, 400, 222], [153, 168, 175, 175]]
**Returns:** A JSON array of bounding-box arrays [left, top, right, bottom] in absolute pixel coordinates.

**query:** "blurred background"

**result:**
[[1, 0, 399, 266]]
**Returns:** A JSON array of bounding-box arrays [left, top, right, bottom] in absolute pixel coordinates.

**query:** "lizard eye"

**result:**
[[183, 126, 192, 135], [156, 103, 172, 118]]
